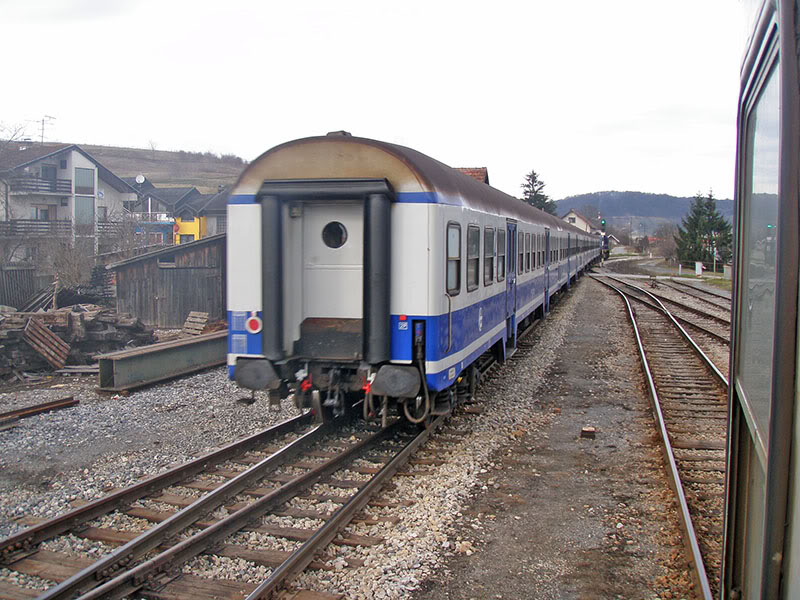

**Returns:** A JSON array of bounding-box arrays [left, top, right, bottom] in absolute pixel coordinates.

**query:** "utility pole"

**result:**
[[39, 115, 55, 144]]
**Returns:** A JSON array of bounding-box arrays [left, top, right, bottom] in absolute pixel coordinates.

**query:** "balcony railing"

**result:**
[[0, 217, 176, 238], [9, 177, 72, 194], [126, 212, 175, 223], [0, 219, 73, 237]]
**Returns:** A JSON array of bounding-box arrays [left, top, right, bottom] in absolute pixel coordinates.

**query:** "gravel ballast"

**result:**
[[0, 274, 702, 599]]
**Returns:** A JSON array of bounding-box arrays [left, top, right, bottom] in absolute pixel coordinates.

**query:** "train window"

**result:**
[[497, 230, 506, 282], [518, 231, 524, 272], [737, 62, 780, 441], [467, 225, 480, 292], [539, 234, 543, 267], [525, 233, 531, 272], [446, 222, 461, 295], [484, 227, 495, 286], [322, 221, 348, 248]]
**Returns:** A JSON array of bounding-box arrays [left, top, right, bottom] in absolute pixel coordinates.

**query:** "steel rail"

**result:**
[[602, 276, 728, 387], [35, 416, 326, 600], [76, 420, 403, 600], [661, 280, 731, 310], [592, 275, 714, 600], [644, 287, 730, 327], [606, 275, 730, 328], [246, 414, 447, 599], [668, 278, 732, 302], [0, 396, 78, 421], [0, 412, 312, 564], [603, 276, 730, 347]]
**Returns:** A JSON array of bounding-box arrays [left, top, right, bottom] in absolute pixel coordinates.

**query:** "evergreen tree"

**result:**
[[675, 191, 732, 269], [520, 170, 556, 215]]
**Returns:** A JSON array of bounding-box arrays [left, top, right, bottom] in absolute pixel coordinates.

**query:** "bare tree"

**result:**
[[0, 123, 28, 222], [652, 223, 679, 261], [579, 204, 600, 225], [36, 237, 94, 288], [0, 124, 31, 264]]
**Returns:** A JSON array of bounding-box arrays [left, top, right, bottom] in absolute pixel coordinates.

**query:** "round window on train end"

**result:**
[[322, 221, 348, 248]]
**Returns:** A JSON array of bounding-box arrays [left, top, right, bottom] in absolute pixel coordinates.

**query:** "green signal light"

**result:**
[[767, 224, 774, 228]]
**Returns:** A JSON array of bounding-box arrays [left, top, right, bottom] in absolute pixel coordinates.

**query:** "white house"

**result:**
[[0, 142, 138, 261], [561, 209, 596, 233]]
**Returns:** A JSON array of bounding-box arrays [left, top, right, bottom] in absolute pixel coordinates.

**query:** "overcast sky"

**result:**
[[2, 0, 747, 200]]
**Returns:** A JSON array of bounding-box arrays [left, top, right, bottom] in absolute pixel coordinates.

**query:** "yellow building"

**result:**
[[174, 215, 206, 244]]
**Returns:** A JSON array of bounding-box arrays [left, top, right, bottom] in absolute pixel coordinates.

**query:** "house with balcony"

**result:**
[[0, 142, 139, 262], [120, 176, 179, 244]]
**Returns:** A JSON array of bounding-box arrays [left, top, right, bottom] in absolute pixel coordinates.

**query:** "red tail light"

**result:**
[[245, 315, 262, 334]]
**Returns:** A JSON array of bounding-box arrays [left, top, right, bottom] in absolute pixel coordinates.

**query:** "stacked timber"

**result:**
[[0, 305, 154, 377]]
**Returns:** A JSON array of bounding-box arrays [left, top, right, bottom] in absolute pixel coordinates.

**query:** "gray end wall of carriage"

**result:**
[[109, 234, 226, 328]]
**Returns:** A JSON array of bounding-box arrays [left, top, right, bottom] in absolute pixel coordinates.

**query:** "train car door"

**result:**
[[566, 233, 572, 289], [506, 222, 517, 350], [299, 201, 364, 358], [544, 229, 551, 313]]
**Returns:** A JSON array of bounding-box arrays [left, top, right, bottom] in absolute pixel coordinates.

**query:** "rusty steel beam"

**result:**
[[0, 396, 78, 422], [97, 331, 226, 391]]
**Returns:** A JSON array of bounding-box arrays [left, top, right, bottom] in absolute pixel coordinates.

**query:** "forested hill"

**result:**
[[556, 191, 734, 230]]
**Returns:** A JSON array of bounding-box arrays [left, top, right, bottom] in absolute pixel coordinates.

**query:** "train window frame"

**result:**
[[446, 222, 461, 296], [466, 224, 481, 292], [484, 227, 496, 286], [497, 229, 506, 282], [538, 234, 542, 267], [735, 54, 781, 454], [524, 233, 530, 272], [518, 231, 524, 273]]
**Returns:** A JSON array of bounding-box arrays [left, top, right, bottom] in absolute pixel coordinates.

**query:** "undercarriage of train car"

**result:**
[[234, 320, 479, 427]]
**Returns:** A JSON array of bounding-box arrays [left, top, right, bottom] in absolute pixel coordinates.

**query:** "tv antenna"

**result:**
[[39, 115, 55, 144]]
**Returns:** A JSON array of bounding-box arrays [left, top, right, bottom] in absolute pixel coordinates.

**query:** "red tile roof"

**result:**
[[455, 167, 490, 185]]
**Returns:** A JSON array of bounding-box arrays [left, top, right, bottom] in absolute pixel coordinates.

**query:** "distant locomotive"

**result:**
[[226, 133, 601, 423]]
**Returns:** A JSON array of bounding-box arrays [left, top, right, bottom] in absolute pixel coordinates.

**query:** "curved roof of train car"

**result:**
[[230, 135, 589, 237]]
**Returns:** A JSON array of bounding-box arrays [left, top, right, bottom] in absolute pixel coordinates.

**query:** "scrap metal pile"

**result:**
[[0, 305, 154, 378]]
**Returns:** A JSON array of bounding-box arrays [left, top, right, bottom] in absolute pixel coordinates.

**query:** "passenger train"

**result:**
[[723, 0, 800, 598], [226, 134, 601, 423]]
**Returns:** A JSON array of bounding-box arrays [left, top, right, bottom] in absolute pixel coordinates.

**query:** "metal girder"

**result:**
[[97, 331, 226, 391]]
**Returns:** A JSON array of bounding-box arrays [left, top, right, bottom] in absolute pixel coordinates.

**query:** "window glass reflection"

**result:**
[[738, 63, 780, 444]]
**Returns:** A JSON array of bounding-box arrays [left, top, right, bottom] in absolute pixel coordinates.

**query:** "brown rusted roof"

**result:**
[[455, 167, 490, 185], [0, 141, 136, 194], [0, 142, 73, 171]]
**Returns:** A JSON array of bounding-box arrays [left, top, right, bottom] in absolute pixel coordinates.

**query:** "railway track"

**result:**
[[592, 275, 728, 600], [603, 276, 730, 380], [663, 280, 731, 312], [0, 410, 451, 600], [606, 276, 730, 340], [0, 282, 570, 600]]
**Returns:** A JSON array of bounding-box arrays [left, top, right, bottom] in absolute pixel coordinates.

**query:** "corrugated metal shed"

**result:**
[[108, 234, 225, 327]]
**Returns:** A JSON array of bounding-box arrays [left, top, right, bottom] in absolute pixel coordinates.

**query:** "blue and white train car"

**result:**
[[227, 133, 600, 421]]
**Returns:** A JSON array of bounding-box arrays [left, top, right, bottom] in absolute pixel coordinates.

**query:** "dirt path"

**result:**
[[413, 278, 693, 600]]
